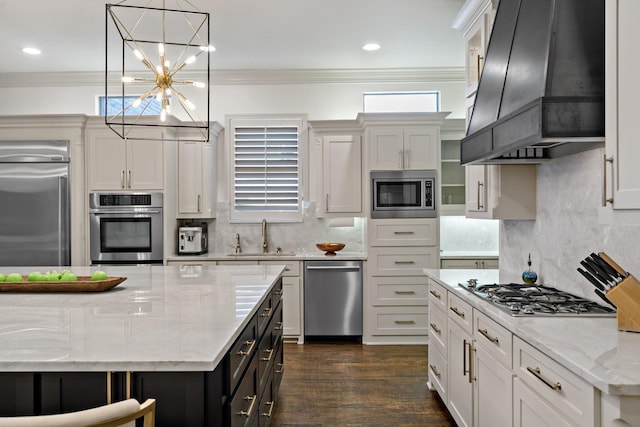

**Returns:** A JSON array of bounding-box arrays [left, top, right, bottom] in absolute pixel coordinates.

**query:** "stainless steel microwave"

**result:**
[[371, 170, 437, 218]]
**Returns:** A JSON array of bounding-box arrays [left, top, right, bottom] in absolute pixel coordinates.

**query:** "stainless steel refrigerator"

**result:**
[[0, 140, 71, 266]]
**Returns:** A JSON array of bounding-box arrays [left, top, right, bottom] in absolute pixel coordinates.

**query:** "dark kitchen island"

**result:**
[[0, 264, 285, 426]]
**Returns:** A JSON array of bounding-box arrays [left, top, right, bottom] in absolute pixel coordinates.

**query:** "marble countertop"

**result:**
[[424, 268, 640, 396], [0, 264, 284, 372], [167, 251, 367, 262]]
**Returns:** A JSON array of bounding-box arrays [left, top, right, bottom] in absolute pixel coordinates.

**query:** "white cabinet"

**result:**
[[441, 258, 498, 269], [260, 260, 302, 341], [601, 0, 640, 223], [177, 139, 217, 219], [86, 127, 164, 191], [367, 126, 439, 171], [447, 301, 473, 427], [465, 164, 536, 220], [321, 134, 362, 214]]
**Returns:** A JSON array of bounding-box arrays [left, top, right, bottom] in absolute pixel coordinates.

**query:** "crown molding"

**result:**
[[0, 67, 465, 88]]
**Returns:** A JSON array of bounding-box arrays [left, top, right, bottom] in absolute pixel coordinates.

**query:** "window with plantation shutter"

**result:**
[[228, 116, 305, 222]]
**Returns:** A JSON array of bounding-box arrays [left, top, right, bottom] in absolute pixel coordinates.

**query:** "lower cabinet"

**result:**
[[440, 257, 499, 269], [0, 280, 284, 427]]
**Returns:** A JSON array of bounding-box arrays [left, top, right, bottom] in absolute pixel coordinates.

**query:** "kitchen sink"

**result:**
[[226, 252, 296, 257]]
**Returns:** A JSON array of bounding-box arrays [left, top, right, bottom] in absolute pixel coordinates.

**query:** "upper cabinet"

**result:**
[[440, 119, 467, 216], [308, 120, 364, 217], [176, 123, 221, 219], [600, 0, 640, 224], [86, 121, 164, 191]]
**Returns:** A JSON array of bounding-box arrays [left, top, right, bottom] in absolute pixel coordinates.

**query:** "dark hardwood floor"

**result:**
[[270, 342, 456, 427]]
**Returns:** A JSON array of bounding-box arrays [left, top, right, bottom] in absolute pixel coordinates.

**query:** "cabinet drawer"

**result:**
[[428, 305, 447, 355], [447, 293, 472, 334], [428, 280, 447, 312], [428, 344, 447, 401], [229, 355, 259, 427], [368, 218, 438, 246], [260, 260, 300, 277], [473, 310, 512, 369], [514, 337, 595, 427], [368, 306, 428, 336], [369, 246, 439, 276], [228, 317, 258, 394], [369, 276, 428, 306]]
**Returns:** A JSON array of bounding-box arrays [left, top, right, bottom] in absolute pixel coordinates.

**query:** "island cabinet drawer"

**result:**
[[368, 218, 438, 246], [270, 278, 283, 307], [428, 279, 447, 311], [514, 337, 596, 427], [428, 344, 447, 401], [258, 304, 283, 393], [428, 305, 447, 355], [228, 316, 258, 394], [229, 355, 259, 427], [260, 260, 300, 277], [257, 295, 275, 337], [473, 310, 512, 369], [368, 306, 429, 336], [370, 275, 428, 306], [447, 293, 472, 334]]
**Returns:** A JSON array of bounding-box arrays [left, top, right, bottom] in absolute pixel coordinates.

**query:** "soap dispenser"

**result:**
[[522, 253, 538, 284]]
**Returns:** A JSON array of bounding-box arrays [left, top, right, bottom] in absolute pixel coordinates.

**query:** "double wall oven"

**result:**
[[89, 193, 163, 265]]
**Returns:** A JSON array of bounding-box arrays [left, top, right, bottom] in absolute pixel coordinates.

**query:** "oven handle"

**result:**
[[91, 210, 162, 215]]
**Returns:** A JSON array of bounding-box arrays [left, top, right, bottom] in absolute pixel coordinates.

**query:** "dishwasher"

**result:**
[[304, 260, 363, 341]]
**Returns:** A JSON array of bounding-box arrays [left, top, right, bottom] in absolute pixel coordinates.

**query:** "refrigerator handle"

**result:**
[[58, 175, 69, 266]]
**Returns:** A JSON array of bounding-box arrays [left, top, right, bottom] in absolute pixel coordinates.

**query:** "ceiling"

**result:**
[[0, 0, 465, 84]]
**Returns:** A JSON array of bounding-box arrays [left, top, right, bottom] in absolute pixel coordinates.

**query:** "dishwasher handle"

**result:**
[[305, 265, 361, 271]]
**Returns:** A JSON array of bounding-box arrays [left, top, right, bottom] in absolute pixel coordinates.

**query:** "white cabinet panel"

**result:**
[[368, 246, 439, 276], [321, 134, 362, 214], [369, 276, 427, 306], [368, 306, 428, 336], [368, 218, 438, 247], [474, 343, 513, 427]]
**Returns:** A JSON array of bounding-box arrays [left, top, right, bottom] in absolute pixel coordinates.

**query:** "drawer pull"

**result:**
[[262, 401, 275, 418], [526, 366, 562, 391], [261, 348, 274, 362], [394, 260, 415, 264], [275, 363, 284, 374], [478, 328, 499, 344], [274, 288, 283, 296], [395, 290, 416, 295], [429, 289, 442, 299], [429, 322, 441, 335], [450, 306, 465, 318], [237, 395, 257, 418], [237, 339, 256, 356], [393, 231, 415, 235], [274, 321, 283, 331], [395, 320, 416, 325], [429, 364, 441, 379], [260, 307, 272, 318]]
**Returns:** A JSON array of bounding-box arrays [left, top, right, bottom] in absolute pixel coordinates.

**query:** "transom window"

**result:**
[[363, 91, 440, 113], [228, 116, 305, 222]]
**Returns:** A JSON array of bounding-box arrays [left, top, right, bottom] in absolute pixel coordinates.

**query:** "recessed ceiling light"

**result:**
[[22, 47, 41, 55], [362, 43, 381, 51]]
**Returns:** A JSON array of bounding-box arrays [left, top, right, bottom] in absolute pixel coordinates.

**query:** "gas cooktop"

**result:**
[[458, 281, 616, 317]]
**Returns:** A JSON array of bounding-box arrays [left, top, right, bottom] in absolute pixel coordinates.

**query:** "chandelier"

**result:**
[[105, 1, 211, 141]]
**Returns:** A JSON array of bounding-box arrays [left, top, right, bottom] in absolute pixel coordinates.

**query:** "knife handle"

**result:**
[[577, 268, 605, 291], [595, 289, 617, 309], [598, 252, 628, 277]]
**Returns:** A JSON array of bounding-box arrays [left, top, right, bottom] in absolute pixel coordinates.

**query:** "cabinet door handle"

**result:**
[[395, 320, 416, 325], [237, 339, 256, 356], [602, 154, 614, 206], [197, 194, 201, 212], [127, 170, 132, 188], [393, 231, 415, 235], [237, 395, 257, 418], [450, 306, 465, 318], [260, 307, 272, 318], [526, 366, 562, 391], [429, 364, 441, 379], [404, 149, 410, 169], [261, 348, 274, 362], [398, 149, 403, 169], [275, 363, 284, 374], [121, 170, 125, 189], [261, 401, 275, 418], [274, 321, 283, 331], [429, 322, 441, 335], [395, 290, 416, 295], [477, 328, 499, 344], [477, 54, 484, 81], [325, 193, 329, 211], [463, 339, 470, 377], [394, 260, 415, 264], [429, 289, 441, 300], [477, 181, 484, 209]]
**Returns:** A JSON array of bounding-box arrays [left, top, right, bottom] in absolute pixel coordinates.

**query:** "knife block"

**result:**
[[605, 275, 640, 333]]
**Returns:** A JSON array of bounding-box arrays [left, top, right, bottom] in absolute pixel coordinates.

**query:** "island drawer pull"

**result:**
[[262, 401, 275, 418], [237, 339, 256, 356], [274, 321, 283, 331], [260, 307, 272, 318], [261, 348, 274, 362], [275, 363, 284, 374], [450, 306, 465, 318], [237, 395, 257, 417], [430, 322, 441, 335], [526, 366, 562, 391], [478, 328, 499, 344], [429, 364, 441, 379]]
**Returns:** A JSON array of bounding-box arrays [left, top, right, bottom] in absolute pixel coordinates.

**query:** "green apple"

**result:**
[[60, 272, 78, 282], [0, 273, 5, 282], [6, 273, 23, 282], [28, 272, 46, 282], [45, 271, 60, 282], [91, 270, 108, 281]]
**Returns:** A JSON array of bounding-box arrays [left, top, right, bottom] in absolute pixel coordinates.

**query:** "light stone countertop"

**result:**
[[0, 264, 284, 372], [167, 251, 367, 262], [424, 268, 640, 396]]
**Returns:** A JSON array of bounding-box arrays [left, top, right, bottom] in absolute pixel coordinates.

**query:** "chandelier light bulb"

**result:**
[[199, 45, 215, 52], [185, 99, 195, 110], [185, 56, 196, 65], [133, 50, 144, 60], [156, 91, 163, 101], [158, 43, 165, 55], [192, 81, 206, 88], [122, 76, 134, 83], [160, 109, 167, 122], [132, 98, 142, 108]]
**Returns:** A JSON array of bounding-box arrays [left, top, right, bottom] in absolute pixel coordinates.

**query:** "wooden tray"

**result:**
[[0, 276, 126, 293]]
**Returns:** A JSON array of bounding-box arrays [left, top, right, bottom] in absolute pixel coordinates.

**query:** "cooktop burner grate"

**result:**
[[458, 282, 616, 317]]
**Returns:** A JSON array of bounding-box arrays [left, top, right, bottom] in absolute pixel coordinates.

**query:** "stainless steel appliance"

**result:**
[[304, 260, 363, 340], [178, 222, 208, 255], [371, 170, 436, 218], [0, 140, 70, 266], [458, 280, 615, 317], [89, 193, 163, 265]]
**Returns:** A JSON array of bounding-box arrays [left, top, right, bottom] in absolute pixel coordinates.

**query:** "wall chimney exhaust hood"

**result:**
[[460, 0, 604, 165]]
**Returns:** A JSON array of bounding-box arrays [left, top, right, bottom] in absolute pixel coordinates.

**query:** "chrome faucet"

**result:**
[[261, 218, 268, 253]]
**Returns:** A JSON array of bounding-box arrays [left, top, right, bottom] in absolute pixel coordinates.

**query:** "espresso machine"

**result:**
[[178, 222, 208, 255]]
